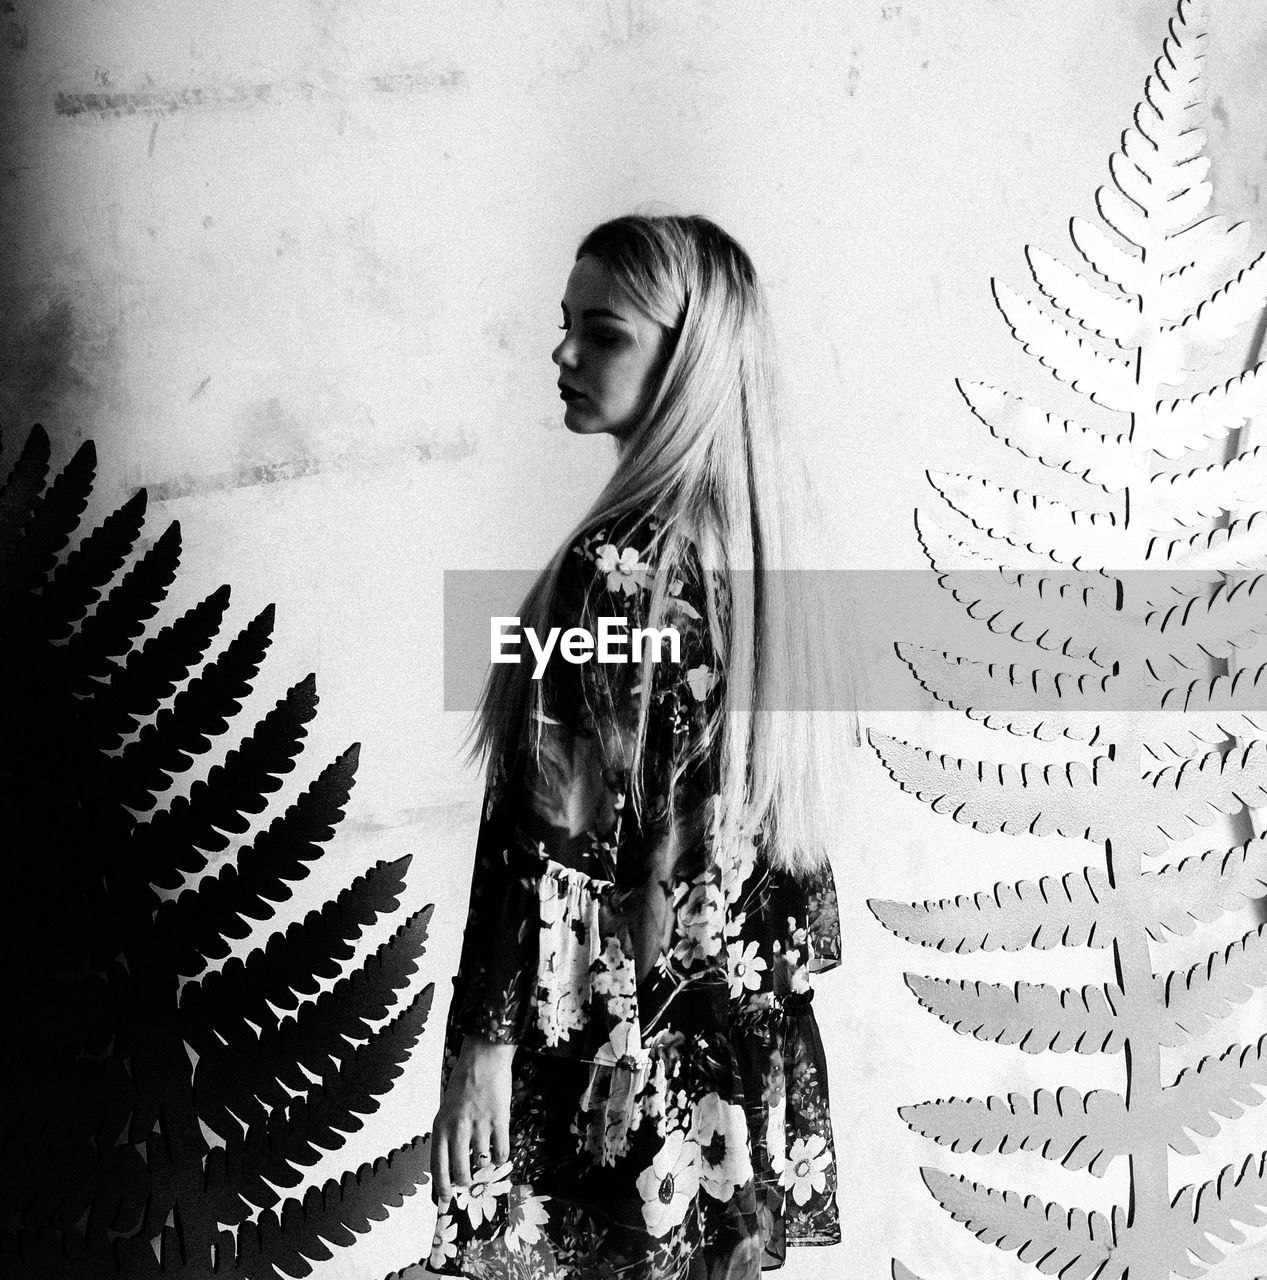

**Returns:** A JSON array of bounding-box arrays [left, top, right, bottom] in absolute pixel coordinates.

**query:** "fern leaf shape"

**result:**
[[902, 1087, 1129, 1176], [870, 865, 1123, 953], [1149, 663, 1267, 751], [991, 282, 1138, 411], [1142, 834, 1267, 941], [1151, 362, 1267, 459], [929, 472, 1123, 567], [0, 440, 96, 595], [1143, 740, 1267, 832], [1149, 445, 1267, 530], [869, 731, 1124, 846], [234, 1135, 430, 1280], [129, 675, 320, 888], [37, 488, 147, 642], [916, 506, 1061, 571], [1159, 219, 1258, 320], [918, 1167, 1119, 1278], [916, 508, 1004, 567], [1094, 15, 1210, 247], [160, 751, 361, 973], [1167, 1152, 1267, 1275], [190, 907, 433, 1133], [1070, 215, 1149, 297], [63, 520, 182, 687], [895, 642, 1117, 741], [1024, 247, 1142, 346], [1160, 924, 1267, 1043], [112, 604, 275, 812], [917, 522, 1135, 669], [1164, 250, 1267, 369], [1164, 1038, 1267, 1156], [86, 585, 231, 755], [165, 830, 399, 995], [206, 987, 433, 1222], [0, 423, 51, 554], [903, 974, 1125, 1054], [1153, 509, 1267, 572], [1142, 574, 1267, 669], [1098, 154, 1208, 264], [1151, 212, 1249, 282], [956, 382, 1133, 491]]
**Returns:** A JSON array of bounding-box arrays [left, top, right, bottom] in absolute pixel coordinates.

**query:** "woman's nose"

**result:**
[[552, 334, 576, 368]]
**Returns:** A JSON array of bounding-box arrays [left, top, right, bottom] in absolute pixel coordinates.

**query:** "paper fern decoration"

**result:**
[[871, 5, 1267, 1278], [0, 425, 433, 1279]]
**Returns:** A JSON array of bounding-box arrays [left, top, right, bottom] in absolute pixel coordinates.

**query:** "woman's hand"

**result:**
[[430, 1036, 516, 1203]]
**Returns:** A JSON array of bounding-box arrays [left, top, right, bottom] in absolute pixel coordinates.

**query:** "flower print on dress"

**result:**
[[719, 835, 758, 907], [685, 664, 717, 702], [673, 877, 724, 966], [774, 919, 814, 996], [595, 543, 651, 597], [594, 1018, 643, 1069], [692, 1092, 753, 1203], [428, 1211, 459, 1269], [727, 939, 768, 999], [536, 865, 602, 1047], [780, 1133, 832, 1207], [635, 1127, 701, 1237], [765, 1098, 788, 1176], [538, 868, 565, 928], [666, 577, 702, 621], [590, 933, 638, 1025], [504, 1185, 551, 1252], [451, 1159, 514, 1229]]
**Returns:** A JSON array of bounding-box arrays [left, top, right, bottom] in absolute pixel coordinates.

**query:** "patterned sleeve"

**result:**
[[446, 751, 543, 1043], [447, 513, 720, 1050]]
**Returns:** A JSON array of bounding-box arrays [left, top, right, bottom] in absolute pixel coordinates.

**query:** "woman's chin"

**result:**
[[562, 404, 604, 435]]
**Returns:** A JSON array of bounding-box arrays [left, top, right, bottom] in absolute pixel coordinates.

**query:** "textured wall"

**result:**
[[3, 2, 1266, 1275]]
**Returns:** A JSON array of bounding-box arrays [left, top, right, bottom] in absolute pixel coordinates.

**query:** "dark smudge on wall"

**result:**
[[54, 68, 467, 120]]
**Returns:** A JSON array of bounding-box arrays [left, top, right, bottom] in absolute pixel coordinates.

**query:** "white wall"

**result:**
[[3, 2, 1267, 1276]]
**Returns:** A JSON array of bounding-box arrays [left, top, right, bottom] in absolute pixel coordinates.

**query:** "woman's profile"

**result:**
[[428, 213, 848, 1278]]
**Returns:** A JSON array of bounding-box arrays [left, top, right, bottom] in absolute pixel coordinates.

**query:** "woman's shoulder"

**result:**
[[563, 508, 665, 602], [570, 507, 660, 560], [553, 510, 712, 646]]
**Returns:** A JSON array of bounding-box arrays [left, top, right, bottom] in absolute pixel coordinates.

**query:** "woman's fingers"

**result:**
[[431, 1128, 451, 1204], [470, 1119, 491, 1174], [450, 1117, 473, 1190], [491, 1112, 510, 1166]]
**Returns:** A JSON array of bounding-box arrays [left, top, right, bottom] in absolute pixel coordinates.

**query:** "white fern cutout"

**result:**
[[874, 5, 1267, 1278]]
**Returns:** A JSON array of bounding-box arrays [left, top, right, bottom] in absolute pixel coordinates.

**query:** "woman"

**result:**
[[428, 214, 848, 1279]]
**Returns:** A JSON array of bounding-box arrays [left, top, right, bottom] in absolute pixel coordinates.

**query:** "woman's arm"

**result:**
[[429, 1036, 515, 1202]]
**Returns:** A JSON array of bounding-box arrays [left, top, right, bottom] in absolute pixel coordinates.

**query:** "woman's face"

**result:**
[[552, 255, 670, 441]]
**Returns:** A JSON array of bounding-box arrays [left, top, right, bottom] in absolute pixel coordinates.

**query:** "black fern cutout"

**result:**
[[0, 425, 433, 1279]]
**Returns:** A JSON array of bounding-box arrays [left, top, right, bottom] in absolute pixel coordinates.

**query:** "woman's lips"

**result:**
[[559, 385, 586, 403]]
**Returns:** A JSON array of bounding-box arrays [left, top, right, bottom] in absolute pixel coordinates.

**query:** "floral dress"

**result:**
[[428, 513, 841, 1280]]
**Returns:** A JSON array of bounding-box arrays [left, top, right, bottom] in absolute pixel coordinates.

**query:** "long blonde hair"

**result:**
[[473, 213, 853, 877]]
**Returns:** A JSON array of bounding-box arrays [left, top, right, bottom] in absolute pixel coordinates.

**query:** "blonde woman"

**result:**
[[428, 214, 847, 1278]]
